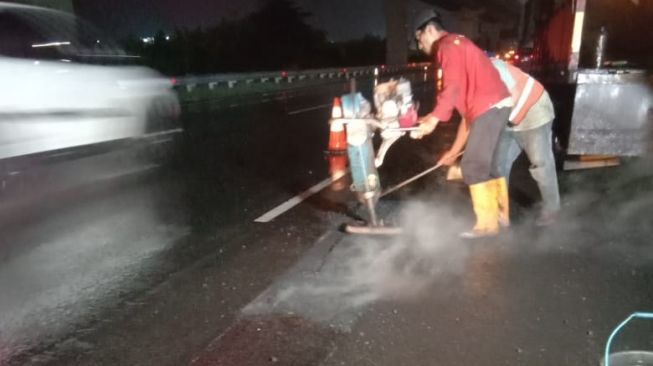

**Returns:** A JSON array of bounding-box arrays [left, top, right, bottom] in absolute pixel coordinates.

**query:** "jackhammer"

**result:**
[[329, 78, 420, 235]]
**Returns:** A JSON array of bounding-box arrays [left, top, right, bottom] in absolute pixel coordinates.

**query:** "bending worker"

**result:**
[[411, 9, 512, 238], [439, 59, 561, 226]]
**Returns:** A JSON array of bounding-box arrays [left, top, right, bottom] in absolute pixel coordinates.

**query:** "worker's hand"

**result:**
[[410, 115, 439, 139], [437, 149, 461, 166]]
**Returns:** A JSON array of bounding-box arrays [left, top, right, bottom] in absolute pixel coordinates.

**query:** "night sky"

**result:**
[[78, 0, 389, 41]]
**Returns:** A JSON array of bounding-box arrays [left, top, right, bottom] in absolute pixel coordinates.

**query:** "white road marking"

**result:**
[[254, 177, 335, 223], [287, 103, 332, 115], [142, 128, 184, 138]]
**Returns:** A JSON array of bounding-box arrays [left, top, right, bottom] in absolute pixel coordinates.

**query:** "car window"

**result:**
[[17, 8, 120, 55], [0, 7, 138, 65], [0, 10, 60, 60]]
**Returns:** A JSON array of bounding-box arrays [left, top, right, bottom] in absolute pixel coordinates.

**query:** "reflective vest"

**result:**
[[491, 59, 545, 124]]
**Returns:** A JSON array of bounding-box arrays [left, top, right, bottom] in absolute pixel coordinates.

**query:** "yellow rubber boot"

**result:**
[[460, 181, 499, 239], [494, 177, 510, 228]]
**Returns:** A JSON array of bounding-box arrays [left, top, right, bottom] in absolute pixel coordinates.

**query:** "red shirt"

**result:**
[[431, 33, 509, 124]]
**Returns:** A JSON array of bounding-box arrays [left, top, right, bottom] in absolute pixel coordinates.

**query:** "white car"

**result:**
[[0, 2, 180, 161]]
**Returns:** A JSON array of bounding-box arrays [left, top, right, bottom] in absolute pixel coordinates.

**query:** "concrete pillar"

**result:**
[[384, 0, 408, 65], [517, 0, 527, 44]]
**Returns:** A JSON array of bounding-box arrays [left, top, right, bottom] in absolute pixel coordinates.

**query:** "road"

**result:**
[[1, 73, 653, 366]]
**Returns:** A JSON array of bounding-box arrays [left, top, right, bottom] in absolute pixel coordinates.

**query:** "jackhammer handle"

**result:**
[[386, 127, 420, 132], [380, 151, 464, 198]]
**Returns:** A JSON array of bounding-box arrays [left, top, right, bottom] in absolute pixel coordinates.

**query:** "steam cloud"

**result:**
[[247, 156, 653, 327]]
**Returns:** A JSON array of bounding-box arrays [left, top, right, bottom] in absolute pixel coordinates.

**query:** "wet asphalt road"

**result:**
[[2, 74, 653, 366]]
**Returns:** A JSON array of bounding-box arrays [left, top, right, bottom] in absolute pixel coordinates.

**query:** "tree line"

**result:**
[[121, 0, 408, 76]]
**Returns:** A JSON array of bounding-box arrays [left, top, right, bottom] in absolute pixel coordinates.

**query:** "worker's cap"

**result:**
[[413, 9, 442, 32]]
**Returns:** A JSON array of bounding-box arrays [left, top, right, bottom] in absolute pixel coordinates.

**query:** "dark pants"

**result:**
[[461, 107, 511, 185]]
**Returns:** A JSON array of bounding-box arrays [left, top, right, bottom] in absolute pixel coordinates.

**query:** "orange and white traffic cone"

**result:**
[[331, 97, 343, 119], [328, 119, 346, 152], [328, 153, 348, 191], [327, 97, 347, 190]]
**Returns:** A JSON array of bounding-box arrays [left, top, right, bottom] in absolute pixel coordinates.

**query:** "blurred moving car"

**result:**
[[0, 2, 180, 160], [0, 2, 181, 210]]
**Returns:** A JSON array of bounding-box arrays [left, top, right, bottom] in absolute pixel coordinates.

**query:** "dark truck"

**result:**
[[522, 0, 653, 169]]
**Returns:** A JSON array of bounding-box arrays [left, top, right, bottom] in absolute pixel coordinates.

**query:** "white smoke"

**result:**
[[522, 156, 653, 263], [244, 197, 474, 328], [247, 156, 653, 327]]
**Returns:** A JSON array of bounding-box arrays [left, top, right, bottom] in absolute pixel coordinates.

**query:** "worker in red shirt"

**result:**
[[411, 9, 512, 238]]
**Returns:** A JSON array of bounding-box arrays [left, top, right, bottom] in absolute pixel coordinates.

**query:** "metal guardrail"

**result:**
[[173, 63, 432, 92]]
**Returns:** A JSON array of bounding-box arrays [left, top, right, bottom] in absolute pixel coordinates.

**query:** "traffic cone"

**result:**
[[328, 153, 348, 191], [328, 119, 346, 152], [327, 98, 347, 190], [331, 97, 343, 119]]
